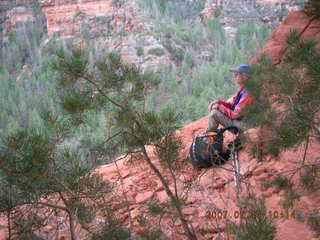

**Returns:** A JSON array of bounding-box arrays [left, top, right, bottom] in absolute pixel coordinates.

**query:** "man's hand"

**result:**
[[208, 101, 220, 111]]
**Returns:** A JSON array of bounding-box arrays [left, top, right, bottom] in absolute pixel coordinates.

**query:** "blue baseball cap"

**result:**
[[230, 64, 251, 75]]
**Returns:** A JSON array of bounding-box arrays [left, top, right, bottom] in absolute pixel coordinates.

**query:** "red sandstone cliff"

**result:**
[[258, 10, 320, 64], [38, 0, 171, 71], [35, 0, 305, 71], [3, 6, 35, 32], [0, 0, 35, 34], [39, 0, 142, 37]]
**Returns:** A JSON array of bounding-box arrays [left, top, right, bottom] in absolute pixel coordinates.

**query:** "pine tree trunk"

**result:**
[[68, 212, 78, 240], [141, 147, 197, 240], [7, 210, 11, 240]]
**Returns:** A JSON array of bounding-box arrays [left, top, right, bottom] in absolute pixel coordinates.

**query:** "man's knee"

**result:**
[[232, 120, 248, 132]]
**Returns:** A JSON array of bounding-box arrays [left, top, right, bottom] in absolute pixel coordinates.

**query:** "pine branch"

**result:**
[[37, 201, 68, 212], [81, 75, 127, 110], [140, 146, 197, 240]]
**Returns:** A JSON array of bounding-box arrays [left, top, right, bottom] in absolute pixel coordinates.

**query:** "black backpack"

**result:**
[[189, 127, 238, 169]]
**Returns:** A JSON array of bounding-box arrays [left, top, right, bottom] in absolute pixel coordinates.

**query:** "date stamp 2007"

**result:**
[[205, 209, 296, 220]]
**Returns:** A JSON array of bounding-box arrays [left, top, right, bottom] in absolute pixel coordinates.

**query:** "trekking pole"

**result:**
[[224, 128, 243, 239], [231, 132, 242, 202], [231, 132, 243, 239]]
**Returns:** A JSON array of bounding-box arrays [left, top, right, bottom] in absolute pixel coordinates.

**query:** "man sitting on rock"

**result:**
[[207, 64, 254, 132]]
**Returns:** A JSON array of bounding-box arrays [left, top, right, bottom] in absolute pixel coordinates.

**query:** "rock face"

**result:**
[[0, 0, 35, 42], [201, 0, 302, 24], [93, 114, 320, 239], [0, 0, 47, 44], [3, 5, 35, 32], [258, 10, 320, 64], [39, 0, 171, 71], [39, 0, 141, 37]]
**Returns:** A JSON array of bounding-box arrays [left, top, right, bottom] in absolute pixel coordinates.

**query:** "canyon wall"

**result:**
[[0, 0, 44, 44], [39, 0, 142, 37]]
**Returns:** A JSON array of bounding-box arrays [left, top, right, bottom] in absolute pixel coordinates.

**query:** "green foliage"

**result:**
[[0, 182, 25, 211], [1, 20, 45, 73], [0, 111, 111, 195], [137, 228, 167, 240], [2, 41, 121, 166], [140, 0, 205, 23], [148, 199, 165, 215], [184, 97, 208, 121], [29, 0, 41, 16], [271, 174, 290, 190], [206, 18, 226, 45], [300, 165, 320, 192], [51, 48, 158, 120], [142, 7, 272, 123], [5, 210, 45, 240], [148, 47, 166, 56], [304, 0, 320, 18], [244, 30, 320, 156], [169, 196, 185, 210], [1, 129, 54, 192], [0, 107, 118, 238], [181, 51, 195, 73], [0, 54, 60, 139], [162, 39, 185, 64], [269, 175, 300, 209], [136, 46, 144, 56], [227, 197, 276, 240], [50, 47, 196, 240], [281, 187, 300, 209], [260, 180, 272, 191], [306, 210, 320, 237], [154, 111, 183, 158], [91, 216, 131, 240]]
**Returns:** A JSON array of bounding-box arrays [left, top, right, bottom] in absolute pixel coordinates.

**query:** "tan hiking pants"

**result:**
[[208, 109, 247, 132]]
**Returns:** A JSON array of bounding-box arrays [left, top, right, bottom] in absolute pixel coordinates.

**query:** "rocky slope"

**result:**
[[93, 122, 319, 239]]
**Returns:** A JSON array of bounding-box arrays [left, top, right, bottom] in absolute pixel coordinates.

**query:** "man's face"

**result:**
[[234, 72, 248, 85]]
